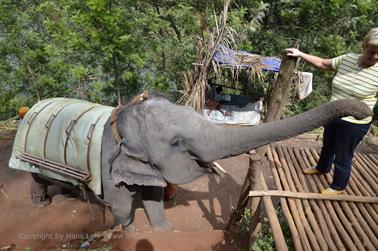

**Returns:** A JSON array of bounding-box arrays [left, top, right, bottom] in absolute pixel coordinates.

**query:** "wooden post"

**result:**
[[226, 42, 299, 240], [264, 42, 299, 123], [248, 155, 263, 244], [256, 42, 299, 157], [225, 153, 262, 231]]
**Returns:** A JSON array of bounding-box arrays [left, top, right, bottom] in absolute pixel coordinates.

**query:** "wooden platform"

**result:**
[[256, 145, 378, 251]]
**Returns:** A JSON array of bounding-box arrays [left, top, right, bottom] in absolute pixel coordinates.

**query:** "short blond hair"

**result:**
[[363, 28, 378, 47]]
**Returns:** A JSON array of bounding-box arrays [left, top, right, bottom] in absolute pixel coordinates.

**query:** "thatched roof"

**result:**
[[178, 0, 281, 112]]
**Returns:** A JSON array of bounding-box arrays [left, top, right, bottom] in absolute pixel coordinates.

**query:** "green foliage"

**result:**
[[370, 123, 378, 137], [0, 0, 377, 120], [250, 218, 275, 251], [236, 208, 253, 233], [0, 0, 201, 119], [373, 102, 378, 121]]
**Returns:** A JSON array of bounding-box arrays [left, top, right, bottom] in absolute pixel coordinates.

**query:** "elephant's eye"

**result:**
[[171, 138, 181, 147]]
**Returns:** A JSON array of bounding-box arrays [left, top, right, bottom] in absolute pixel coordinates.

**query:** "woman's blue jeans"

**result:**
[[316, 119, 371, 190]]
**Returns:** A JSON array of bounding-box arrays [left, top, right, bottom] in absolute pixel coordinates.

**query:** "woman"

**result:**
[[286, 28, 378, 195]]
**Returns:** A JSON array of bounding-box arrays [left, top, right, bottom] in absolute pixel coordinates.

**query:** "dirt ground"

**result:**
[[0, 132, 251, 250], [1, 132, 377, 250]]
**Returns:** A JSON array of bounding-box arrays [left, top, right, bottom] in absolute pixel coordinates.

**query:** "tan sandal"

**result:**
[[321, 187, 344, 195], [303, 168, 321, 175]]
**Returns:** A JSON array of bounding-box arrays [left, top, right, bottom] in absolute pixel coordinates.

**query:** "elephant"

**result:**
[[13, 92, 372, 231]]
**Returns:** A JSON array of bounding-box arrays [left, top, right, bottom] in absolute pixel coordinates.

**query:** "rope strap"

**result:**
[[111, 105, 124, 144], [110, 91, 149, 144]]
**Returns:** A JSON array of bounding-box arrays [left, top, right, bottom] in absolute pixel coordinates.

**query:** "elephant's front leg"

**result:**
[[142, 186, 171, 231], [105, 185, 137, 231]]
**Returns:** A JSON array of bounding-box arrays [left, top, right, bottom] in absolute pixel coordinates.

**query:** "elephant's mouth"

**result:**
[[189, 151, 214, 173], [163, 160, 213, 185], [160, 151, 216, 185], [196, 160, 216, 174], [190, 150, 218, 176], [183, 159, 217, 182]]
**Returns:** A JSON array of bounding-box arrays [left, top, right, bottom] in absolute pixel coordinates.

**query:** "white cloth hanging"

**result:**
[[298, 71, 313, 100]]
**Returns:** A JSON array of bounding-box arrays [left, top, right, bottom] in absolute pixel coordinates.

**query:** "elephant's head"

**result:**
[[110, 93, 372, 187]]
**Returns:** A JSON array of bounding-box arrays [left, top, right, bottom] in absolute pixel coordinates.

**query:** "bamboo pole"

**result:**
[[286, 146, 343, 250], [308, 148, 378, 220], [293, 148, 358, 250], [248, 190, 378, 203], [352, 157, 377, 195], [367, 154, 378, 176], [358, 153, 378, 178], [235, 41, 301, 248], [225, 160, 256, 231], [279, 145, 376, 251], [264, 44, 299, 123], [269, 147, 312, 251], [308, 148, 378, 237], [304, 148, 378, 248], [272, 146, 324, 250], [259, 169, 289, 251], [354, 154, 378, 190], [267, 147, 304, 251]]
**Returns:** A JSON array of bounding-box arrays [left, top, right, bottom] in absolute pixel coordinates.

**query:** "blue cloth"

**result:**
[[213, 46, 281, 72], [315, 119, 371, 190]]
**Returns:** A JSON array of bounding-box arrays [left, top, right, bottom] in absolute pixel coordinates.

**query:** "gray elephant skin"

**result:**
[[20, 93, 372, 231]]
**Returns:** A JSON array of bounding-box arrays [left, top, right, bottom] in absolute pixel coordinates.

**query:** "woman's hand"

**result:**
[[285, 48, 333, 70], [286, 48, 303, 57]]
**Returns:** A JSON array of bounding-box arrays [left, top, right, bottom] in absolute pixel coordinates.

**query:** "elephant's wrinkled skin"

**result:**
[[30, 93, 372, 230]]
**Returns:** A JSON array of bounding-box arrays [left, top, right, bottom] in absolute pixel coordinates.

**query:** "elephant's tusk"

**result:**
[[213, 161, 227, 175]]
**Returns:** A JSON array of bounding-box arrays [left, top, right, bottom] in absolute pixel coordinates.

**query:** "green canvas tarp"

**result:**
[[9, 98, 113, 195]]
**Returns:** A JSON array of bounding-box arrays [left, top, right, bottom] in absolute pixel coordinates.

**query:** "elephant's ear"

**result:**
[[111, 151, 167, 187], [119, 141, 149, 163]]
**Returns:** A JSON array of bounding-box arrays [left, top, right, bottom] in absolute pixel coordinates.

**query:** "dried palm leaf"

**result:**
[[178, 0, 232, 112]]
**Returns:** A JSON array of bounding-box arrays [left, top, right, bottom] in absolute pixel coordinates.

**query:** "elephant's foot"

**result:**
[[30, 175, 51, 208], [151, 220, 172, 231], [113, 213, 135, 232], [30, 192, 51, 208], [123, 223, 135, 232]]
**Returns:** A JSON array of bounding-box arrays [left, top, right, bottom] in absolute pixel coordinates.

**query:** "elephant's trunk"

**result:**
[[193, 99, 373, 162]]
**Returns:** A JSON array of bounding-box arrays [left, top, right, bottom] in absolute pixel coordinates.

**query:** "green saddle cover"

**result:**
[[9, 98, 113, 195]]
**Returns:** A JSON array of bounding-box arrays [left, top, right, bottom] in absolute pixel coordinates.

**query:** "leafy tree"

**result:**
[[0, 0, 377, 120]]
